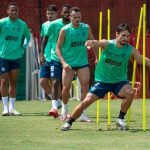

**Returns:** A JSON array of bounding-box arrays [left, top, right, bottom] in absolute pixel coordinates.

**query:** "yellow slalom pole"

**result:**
[[127, 7, 143, 128], [96, 11, 102, 124], [142, 3, 146, 131], [107, 9, 111, 128]]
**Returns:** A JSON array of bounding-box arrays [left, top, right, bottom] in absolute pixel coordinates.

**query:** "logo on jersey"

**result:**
[[71, 41, 85, 47], [105, 58, 122, 67], [6, 36, 18, 41]]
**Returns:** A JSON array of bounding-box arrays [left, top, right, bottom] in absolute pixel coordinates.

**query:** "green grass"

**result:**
[[0, 99, 150, 150]]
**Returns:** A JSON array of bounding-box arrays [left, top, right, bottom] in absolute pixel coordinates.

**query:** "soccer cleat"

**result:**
[[2, 110, 9, 116], [9, 109, 21, 116], [61, 123, 72, 131], [57, 100, 62, 109], [116, 119, 129, 130], [79, 113, 91, 122], [48, 108, 58, 118]]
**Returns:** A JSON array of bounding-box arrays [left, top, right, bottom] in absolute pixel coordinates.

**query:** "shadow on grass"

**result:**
[[68, 127, 150, 133], [129, 128, 150, 133], [21, 112, 48, 116]]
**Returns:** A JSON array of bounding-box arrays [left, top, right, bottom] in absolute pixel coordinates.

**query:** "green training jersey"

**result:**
[[41, 21, 51, 62], [0, 17, 30, 60], [46, 18, 67, 62], [61, 23, 89, 67], [95, 40, 133, 83]]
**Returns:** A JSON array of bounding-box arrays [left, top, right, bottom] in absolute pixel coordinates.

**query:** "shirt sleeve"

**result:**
[[46, 23, 53, 37], [41, 24, 44, 37], [23, 23, 31, 49]]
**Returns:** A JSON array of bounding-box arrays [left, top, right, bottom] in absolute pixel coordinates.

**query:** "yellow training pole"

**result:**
[[127, 7, 143, 128], [142, 3, 146, 131], [107, 9, 111, 128], [96, 11, 102, 124]]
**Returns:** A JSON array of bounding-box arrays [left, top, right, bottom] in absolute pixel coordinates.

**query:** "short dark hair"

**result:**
[[62, 4, 71, 9], [70, 7, 80, 13], [8, 2, 18, 8], [47, 4, 57, 12], [116, 23, 131, 33]]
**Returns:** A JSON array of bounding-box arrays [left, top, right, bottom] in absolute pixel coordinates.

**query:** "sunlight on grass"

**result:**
[[0, 99, 150, 150]]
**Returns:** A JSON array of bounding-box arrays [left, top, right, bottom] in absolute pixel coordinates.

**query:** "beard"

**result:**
[[119, 41, 128, 46], [63, 16, 70, 22]]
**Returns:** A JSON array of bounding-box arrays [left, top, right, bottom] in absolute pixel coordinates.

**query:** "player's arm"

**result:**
[[40, 24, 52, 63], [85, 39, 108, 50], [40, 36, 48, 63], [132, 47, 150, 67], [41, 23, 53, 54], [23, 24, 31, 50], [87, 26, 98, 57], [56, 29, 71, 71]]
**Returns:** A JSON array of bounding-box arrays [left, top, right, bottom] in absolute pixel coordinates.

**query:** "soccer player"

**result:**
[[41, 4, 71, 117], [61, 23, 150, 131], [56, 7, 95, 122], [39, 4, 58, 100], [0, 2, 30, 116]]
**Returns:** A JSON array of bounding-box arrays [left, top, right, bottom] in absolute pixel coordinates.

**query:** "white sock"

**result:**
[[57, 99, 61, 104], [2, 96, 9, 111], [52, 100, 58, 109], [61, 103, 68, 114], [9, 97, 16, 111]]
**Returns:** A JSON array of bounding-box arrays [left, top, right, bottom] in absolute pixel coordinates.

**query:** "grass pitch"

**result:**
[[0, 99, 150, 150]]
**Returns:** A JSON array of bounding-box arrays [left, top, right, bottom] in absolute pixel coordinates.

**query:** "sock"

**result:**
[[118, 111, 126, 119], [9, 97, 16, 111], [67, 117, 75, 125], [61, 103, 68, 114], [52, 100, 58, 109], [2, 96, 9, 111], [57, 99, 62, 107]]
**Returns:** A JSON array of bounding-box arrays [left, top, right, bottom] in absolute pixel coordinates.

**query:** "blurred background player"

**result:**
[[0, 2, 30, 116], [41, 4, 71, 117], [39, 4, 58, 100]]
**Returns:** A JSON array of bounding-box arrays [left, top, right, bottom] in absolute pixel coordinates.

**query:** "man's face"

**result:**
[[61, 7, 70, 22], [116, 30, 130, 46], [46, 10, 57, 21], [7, 5, 18, 20], [70, 11, 81, 27]]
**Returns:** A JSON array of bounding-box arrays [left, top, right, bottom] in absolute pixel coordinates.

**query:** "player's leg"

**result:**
[[40, 61, 51, 99], [114, 82, 134, 130], [61, 93, 98, 131], [9, 68, 21, 115], [61, 81, 107, 131], [0, 58, 10, 116], [60, 68, 75, 121], [48, 60, 62, 118], [77, 67, 91, 122], [0, 72, 9, 116]]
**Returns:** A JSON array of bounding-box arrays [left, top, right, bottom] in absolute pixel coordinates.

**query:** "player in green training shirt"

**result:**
[[61, 23, 150, 131], [41, 4, 71, 118], [56, 7, 96, 122], [0, 2, 30, 116], [39, 4, 58, 100]]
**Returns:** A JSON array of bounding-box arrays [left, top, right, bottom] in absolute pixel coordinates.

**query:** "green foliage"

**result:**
[[0, 100, 150, 150]]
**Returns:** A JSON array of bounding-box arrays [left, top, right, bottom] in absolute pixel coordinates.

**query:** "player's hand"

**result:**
[[85, 40, 99, 48], [39, 52, 45, 65], [63, 63, 72, 72], [95, 58, 98, 65]]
